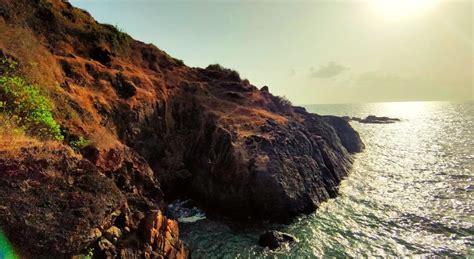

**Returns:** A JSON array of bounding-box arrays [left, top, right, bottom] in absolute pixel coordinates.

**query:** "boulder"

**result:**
[[136, 210, 189, 258], [89, 46, 113, 66], [258, 231, 296, 249]]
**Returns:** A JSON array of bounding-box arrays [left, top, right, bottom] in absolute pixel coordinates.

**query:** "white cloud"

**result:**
[[310, 62, 348, 79]]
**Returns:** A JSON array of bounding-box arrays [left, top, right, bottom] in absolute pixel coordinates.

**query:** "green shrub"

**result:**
[[100, 24, 131, 54], [175, 58, 184, 66], [0, 57, 18, 76], [205, 64, 241, 82], [275, 95, 292, 107], [36, 0, 53, 9], [272, 95, 293, 113], [0, 75, 63, 141], [69, 136, 90, 151]]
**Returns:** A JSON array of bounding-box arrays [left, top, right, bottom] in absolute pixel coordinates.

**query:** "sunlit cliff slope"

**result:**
[[0, 0, 363, 257]]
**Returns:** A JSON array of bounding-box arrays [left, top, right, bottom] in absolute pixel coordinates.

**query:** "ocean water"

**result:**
[[176, 101, 474, 258]]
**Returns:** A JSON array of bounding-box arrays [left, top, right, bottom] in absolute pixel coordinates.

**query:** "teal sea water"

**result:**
[[175, 101, 474, 258]]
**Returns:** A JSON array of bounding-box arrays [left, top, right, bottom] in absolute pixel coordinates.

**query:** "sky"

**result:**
[[70, 0, 473, 104]]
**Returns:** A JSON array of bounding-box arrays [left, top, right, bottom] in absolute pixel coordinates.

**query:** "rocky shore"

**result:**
[[0, 0, 363, 257]]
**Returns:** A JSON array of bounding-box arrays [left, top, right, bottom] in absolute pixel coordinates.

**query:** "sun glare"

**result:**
[[370, 0, 439, 20]]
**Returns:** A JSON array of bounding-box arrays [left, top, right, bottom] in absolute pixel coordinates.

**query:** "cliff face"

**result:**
[[0, 0, 363, 257]]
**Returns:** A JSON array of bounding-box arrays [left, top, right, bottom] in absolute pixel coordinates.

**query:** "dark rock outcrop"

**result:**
[[0, 0, 364, 223], [185, 111, 359, 221], [259, 231, 296, 249], [94, 209, 189, 258], [351, 115, 400, 124], [0, 141, 189, 258], [323, 115, 365, 153], [0, 142, 125, 257], [0, 0, 365, 256], [89, 46, 113, 66]]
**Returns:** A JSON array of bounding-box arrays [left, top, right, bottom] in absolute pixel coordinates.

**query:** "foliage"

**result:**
[[0, 75, 63, 141], [113, 24, 125, 34], [0, 57, 18, 76], [206, 64, 241, 82], [99, 24, 131, 54], [86, 248, 94, 258], [175, 58, 184, 66], [36, 0, 53, 9], [275, 95, 292, 107], [273, 95, 293, 113], [69, 136, 90, 151], [69, 21, 131, 56], [0, 114, 24, 138]]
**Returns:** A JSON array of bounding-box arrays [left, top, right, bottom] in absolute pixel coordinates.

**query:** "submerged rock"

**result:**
[[259, 231, 296, 249]]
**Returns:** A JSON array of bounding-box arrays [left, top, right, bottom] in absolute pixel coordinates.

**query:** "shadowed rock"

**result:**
[[323, 115, 365, 153], [0, 143, 125, 257], [259, 231, 296, 249]]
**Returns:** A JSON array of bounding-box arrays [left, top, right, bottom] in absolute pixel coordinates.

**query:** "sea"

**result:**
[[171, 101, 474, 258]]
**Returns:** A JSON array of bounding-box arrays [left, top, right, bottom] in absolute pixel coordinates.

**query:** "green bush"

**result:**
[[272, 95, 293, 113], [0, 75, 63, 140], [275, 95, 292, 107], [100, 24, 131, 54], [175, 58, 184, 66], [69, 136, 90, 151], [205, 64, 241, 82], [0, 57, 18, 76]]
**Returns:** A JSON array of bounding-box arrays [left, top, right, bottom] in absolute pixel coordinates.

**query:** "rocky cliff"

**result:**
[[0, 0, 363, 257]]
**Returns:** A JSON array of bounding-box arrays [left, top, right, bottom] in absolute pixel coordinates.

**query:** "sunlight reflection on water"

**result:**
[[179, 101, 474, 258]]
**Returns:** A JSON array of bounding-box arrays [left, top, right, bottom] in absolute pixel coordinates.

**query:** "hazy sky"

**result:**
[[70, 0, 473, 104]]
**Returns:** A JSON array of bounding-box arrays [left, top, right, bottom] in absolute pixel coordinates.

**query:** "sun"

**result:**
[[370, 0, 439, 20]]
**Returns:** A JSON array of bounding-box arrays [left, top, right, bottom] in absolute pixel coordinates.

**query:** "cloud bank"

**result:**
[[310, 62, 348, 79]]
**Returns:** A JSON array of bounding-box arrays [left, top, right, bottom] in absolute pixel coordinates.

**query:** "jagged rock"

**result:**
[[112, 73, 137, 99], [258, 231, 296, 249], [323, 115, 365, 153], [104, 226, 122, 242], [293, 106, 307, 114], [136, 210, 189, 258], [0, 143, 125, 257], [98, 237, 115, 251], [82, 145, 164, 207], [89, 46, 113, 66], [91, 207, 188, 258], [183, 108, 363, 221]]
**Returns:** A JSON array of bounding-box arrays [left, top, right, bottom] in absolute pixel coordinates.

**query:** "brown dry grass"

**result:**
[[0, 115, 77, 160], [0, 128, 78, 161], [0, 18, 63, 87], [88, 127, 121, 150], [0, 116, 39, 154]]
